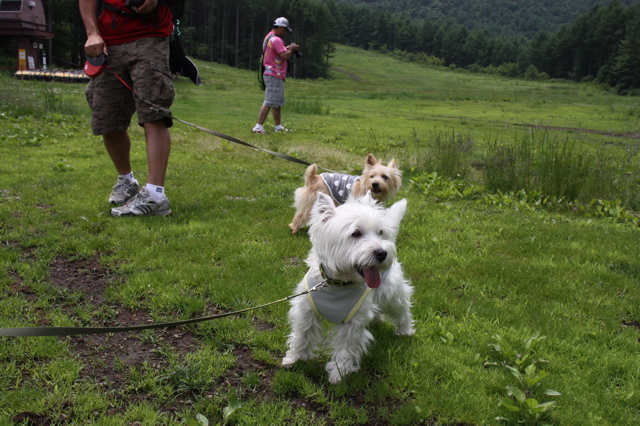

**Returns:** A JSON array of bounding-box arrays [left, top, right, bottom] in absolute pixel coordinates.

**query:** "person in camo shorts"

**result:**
[[80, 0, 174, 216]]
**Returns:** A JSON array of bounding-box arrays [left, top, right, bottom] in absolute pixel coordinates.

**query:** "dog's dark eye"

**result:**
[[382, 174, 389, 180], [352, 230, 362, 238], [378, 230, 384, 236]]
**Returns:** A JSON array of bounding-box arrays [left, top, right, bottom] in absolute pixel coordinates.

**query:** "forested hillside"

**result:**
[[338, 0, 638, 37], [15, 0, 640, 93]]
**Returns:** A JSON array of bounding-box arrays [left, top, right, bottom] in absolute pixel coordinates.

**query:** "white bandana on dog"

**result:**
[[304, 270, 372, 324], [320, 173, 360, 204]]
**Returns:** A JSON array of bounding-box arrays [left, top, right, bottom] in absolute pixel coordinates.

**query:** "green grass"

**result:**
[[1, 45, 639, 425]]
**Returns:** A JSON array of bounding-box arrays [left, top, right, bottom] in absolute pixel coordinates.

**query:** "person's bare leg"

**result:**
[[103, 130, 132, 175], [257, 105, 271, 125], [272, 107, 282, 127], [144, 119, 171, 187]]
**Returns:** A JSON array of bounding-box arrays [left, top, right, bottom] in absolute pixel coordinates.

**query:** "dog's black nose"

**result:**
[[372, 182, 379, 189], [374, 249, 387, 262]]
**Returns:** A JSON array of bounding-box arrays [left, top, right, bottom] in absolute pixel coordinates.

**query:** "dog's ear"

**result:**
[[387, 159, 397, 169], [366, 153, 378, 167], [362, 190, 378, 207], [387, 198, 407, 232], [312, 192, 337, 224]]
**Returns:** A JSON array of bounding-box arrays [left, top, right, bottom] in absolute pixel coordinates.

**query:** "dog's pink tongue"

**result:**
[[364, 268, 381, 288]]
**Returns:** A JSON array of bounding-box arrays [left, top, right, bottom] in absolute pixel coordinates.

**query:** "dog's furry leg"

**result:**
[[375, 266, 415, 336], [282, 296, 324, 365], [289, 164, 322, 233], [289, 192, 313, 233], [325, 313, 375, 383]]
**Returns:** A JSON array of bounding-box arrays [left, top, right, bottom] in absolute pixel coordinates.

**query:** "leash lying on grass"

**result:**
[[0, 70, 340, 339], [0, 282, 327, 337], [108, 65, 337, 173]]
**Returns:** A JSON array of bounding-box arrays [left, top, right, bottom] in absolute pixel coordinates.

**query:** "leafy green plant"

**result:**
[[52, 159, 74, 171], [484, 333, 548, 371], [222, 391, 242, 425], [411, 172, 483, 201], [484, 334, 561, 424], [497, 385, 560, 424], [496, 364, 561, 424]]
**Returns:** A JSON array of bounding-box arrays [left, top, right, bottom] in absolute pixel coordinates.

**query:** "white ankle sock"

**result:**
[[118, 172, 134, 182], [145, 184, 165, 201]]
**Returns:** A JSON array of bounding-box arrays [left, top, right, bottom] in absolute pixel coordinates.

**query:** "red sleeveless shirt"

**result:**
[[99, 0, 173, 45]]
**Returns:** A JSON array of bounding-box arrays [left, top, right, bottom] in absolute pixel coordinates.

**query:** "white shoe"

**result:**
[[110, 187, 172, 217], [108, 178, 140, 206]]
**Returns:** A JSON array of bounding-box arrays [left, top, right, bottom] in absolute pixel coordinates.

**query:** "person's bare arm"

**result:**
[[79, 0, 106, 57], [279, 43, 300, 61]]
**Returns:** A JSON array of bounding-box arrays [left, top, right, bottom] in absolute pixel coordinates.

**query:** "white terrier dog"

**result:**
[[282, 192, 415, 383]]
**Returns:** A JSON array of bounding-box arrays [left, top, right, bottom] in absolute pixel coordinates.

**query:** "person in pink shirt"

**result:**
[[252, 17, 300, 134]]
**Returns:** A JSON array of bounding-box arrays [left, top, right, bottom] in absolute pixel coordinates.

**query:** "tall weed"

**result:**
[[0, 74, 84, 117], [410, 129, 474, 179], [482, 128, 639, 209], [286, 97, 329, 115]]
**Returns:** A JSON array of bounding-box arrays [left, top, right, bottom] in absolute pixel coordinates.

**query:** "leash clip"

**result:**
[[309, 281, 327, 292]]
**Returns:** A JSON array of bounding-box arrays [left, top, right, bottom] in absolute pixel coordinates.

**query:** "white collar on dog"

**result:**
[[304, 269, 372, 324]]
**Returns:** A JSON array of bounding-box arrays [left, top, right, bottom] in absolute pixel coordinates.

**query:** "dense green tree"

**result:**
[[609, 7, 640, 93]]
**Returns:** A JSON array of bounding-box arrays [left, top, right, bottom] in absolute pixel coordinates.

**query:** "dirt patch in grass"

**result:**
[[8, 254, 427, 424]]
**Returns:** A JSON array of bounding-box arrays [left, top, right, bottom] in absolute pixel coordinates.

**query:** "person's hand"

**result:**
[[133, 0, 158, 15], [84, 33, 106, 58], [288, 43, 300, 52]]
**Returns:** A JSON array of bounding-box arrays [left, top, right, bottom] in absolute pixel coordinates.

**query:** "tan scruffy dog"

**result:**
[[289, 153, 402, 233]]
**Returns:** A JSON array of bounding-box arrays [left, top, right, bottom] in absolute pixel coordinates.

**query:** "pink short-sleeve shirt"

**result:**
[[263, 31, 288, 80]]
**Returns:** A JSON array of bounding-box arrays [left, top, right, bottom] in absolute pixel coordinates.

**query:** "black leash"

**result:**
[[0, 281, 327, 337], [107, 65, 337, 173]]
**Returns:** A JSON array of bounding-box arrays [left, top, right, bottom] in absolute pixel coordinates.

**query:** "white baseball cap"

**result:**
[[274, 17, 293, 32]]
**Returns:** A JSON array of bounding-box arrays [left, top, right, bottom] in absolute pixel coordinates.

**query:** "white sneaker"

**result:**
[[108, 178, 140, 206], [252, 126, 266, 134], [110, 187, 172, 217], [275, 126, 291, 133]]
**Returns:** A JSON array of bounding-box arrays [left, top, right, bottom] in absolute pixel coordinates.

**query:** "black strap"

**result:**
[[263, 33, 276, 54], [104, 65, 336, 172], [0, 281, 328, 337], [102, 2, 158, 29]]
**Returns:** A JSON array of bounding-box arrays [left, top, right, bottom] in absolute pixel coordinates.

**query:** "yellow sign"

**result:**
[[19, 49, 26, 70]]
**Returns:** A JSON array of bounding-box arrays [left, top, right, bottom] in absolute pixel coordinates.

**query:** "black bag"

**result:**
[[170, 35, 201, 85]]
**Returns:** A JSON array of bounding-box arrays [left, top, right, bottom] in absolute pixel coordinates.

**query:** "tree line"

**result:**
[[337, 0, 637, 38], [41, 0, 640, 93], [334, 0, 640, 94]]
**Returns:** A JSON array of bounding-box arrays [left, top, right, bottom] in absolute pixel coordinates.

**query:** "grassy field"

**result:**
[[1, 45, 639, 425]]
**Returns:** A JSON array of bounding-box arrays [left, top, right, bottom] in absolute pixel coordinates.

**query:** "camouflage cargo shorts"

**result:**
[[85, 37, 175, 136]]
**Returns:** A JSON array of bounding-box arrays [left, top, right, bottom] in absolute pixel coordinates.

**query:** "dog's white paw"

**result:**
[[395, 326, 415, 336], [281, 356, 297, 366], [326, 362, 343, 384]]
